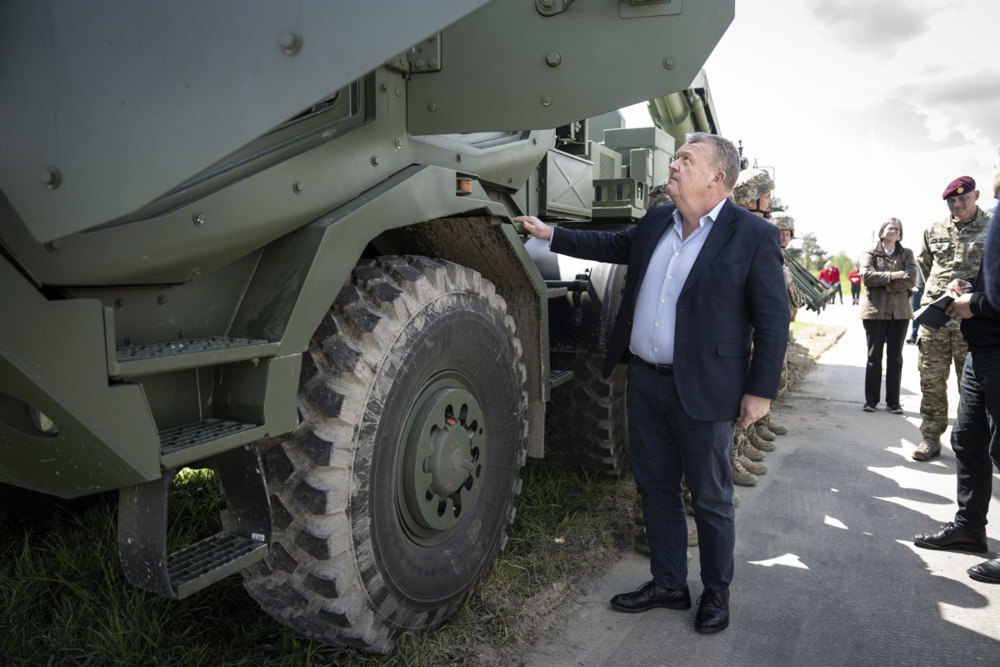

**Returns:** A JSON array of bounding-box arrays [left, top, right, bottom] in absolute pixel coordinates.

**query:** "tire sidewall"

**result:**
[[359, 292, 524, 621]]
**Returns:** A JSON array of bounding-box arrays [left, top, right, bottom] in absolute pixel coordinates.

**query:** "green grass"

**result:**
[[0, 461, 632, 665]]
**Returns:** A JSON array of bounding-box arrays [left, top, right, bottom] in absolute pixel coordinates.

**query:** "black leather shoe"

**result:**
[[694, 589, 729, 634], [914, 522, 987, 553], [609, 581, 691, 613], [968, 557, 1000, 584]]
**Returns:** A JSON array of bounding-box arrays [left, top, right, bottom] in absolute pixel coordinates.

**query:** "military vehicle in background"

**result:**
[[0, 0, 733, 652]]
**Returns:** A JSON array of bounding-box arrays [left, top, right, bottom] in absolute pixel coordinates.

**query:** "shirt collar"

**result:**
[[671, 198, 727, 233]]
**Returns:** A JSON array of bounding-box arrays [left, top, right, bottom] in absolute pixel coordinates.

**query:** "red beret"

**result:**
[[943, 175, 976, 199]]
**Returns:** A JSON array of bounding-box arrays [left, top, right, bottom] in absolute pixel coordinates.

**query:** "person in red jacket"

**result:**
[[849, 264, 862, 305], [829, 263, 843, 303]]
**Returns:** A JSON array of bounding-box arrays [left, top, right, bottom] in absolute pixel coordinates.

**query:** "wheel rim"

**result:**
[[396, 371, 486, 546]]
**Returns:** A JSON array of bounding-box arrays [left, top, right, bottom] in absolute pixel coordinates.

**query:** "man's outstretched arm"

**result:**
[[514, 215, 636, 265]]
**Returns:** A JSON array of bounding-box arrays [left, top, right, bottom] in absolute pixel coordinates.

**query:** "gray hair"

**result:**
[[685, 132, 741, 192], [878, 217, 904, 243]]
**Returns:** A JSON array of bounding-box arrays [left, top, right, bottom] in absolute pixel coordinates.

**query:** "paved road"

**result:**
[[526, 303, 1000, 666]]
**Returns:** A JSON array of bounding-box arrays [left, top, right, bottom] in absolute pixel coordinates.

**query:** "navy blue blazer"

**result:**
[[551, 199, 790, 422]]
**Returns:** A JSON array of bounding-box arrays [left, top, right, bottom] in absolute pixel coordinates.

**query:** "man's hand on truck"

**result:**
[[513, 215, 553, 241]]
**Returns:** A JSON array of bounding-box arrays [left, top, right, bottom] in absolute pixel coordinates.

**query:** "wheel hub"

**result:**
[[396, 373, 485, 545]]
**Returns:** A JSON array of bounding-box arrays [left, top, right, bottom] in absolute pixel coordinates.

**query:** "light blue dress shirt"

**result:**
[[629, 198, 727, 364]]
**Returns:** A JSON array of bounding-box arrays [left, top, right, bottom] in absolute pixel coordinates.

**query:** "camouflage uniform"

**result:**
[[915, 207, 991, 454]]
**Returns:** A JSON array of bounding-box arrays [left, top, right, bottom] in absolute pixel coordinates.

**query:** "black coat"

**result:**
[[551, 200, 790, 422]]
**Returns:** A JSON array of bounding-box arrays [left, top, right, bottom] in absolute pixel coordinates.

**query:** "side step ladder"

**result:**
[[118, 445, 271, 599]]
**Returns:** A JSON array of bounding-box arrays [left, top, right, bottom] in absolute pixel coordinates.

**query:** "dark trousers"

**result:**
[[863, 319, 909, 406], [834, 282, 843, 303], [850, 284, 861, 304], [910, 288, 924, 340], [951, 348, 1000, 530], [627, 361, 735, 591]]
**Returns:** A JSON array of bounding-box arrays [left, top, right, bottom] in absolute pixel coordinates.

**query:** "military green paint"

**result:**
[[0, 260, 159, 497], [0, 0, 492, 242], [408, 0, 734, 133]]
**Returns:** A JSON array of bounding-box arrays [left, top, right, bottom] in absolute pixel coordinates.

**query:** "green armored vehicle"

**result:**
[[0, 0, 732, 651]]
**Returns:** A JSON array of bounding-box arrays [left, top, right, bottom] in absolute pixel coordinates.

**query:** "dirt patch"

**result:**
[[785, 322, 847, 389]]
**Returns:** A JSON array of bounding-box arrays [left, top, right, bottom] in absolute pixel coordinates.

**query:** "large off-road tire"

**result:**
[[544, 352, 629, 477], [244, 256, 528, 653]]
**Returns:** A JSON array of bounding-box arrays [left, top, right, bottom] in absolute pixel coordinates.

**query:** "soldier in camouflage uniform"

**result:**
[[647, 177, 673, 208], [728, 168, 779, 483], [913, 176, 992, 461], [769, 211, 803, 415]]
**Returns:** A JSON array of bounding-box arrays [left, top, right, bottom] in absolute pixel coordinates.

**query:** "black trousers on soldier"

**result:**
[[627, 361, 735, 592], [863, 319, 909, 406], [951, 348, 1000, 531]]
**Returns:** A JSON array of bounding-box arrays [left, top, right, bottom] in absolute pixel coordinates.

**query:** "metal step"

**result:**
[[548, 369, 575, 389], [547, 286, 569, 299], [110, 336, 278, 378], [159, 419, 262, 468], [169, 532, 268, 599], [118, 446, 271, 601]]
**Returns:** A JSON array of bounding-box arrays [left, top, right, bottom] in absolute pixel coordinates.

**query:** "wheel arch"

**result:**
[[230, 163, 548, 457]]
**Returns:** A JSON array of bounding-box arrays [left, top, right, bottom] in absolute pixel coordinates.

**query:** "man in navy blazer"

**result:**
[[516, 133, 789, 633]]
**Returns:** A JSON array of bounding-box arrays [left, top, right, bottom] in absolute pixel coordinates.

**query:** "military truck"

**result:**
[[0, 0, 732, 652]]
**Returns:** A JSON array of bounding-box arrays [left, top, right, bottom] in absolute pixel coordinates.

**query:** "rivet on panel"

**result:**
[[114, 297, 126, 310], [456, 153, 463, 163], [427, 102, 439, 112], [394, 87, 402, 97], [45, 240, 62, 252], [394, 138, 403, 149], [371, 155, 380, 166], [663, 57, 676, 70], [545, 51, 562, 67], [292, 181, 305, 194], [192, 213, 206, 226], [379, 82, 387, 93], [190, 269, 202, 281], [41, 167, 61, 190], [541, 95, 552, 106], [279, 31, 303, 55], [157, 295, 167, 306]]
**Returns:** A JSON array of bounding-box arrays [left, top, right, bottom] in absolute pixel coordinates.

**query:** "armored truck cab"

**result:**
[[0, 0, 733, 652]]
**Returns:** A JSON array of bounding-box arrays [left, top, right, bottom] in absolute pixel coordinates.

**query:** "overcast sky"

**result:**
[[622, 0, 999, 261]]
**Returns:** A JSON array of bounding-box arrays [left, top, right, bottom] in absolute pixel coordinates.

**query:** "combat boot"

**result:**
[[732, 458, 758, 487], [766, 414, 788, 436], [748, 426, 775, 452], [756, 422, 777, 441], [743, 441, 766, 461], [633, 495, 649, 556], [634, 531, 650, 556], [738, 454, 767, 476], [913, 438, 941, 461]]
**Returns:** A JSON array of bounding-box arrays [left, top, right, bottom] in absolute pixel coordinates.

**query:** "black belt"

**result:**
[[633, 357, 674, 374]]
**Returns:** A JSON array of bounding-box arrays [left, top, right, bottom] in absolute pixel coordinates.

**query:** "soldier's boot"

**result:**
[[739, 454, 767, 476], [756, 421, 777, 441], [913, 438, 942, 461], [743, 441, 766, 461], [634, 531, 650, 557], [632, 495, 649, 556], [688, 528, 698, 547], [732, 457, 759, 487], [766, 414, 788, 436], [749, 426, 776, 452]]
